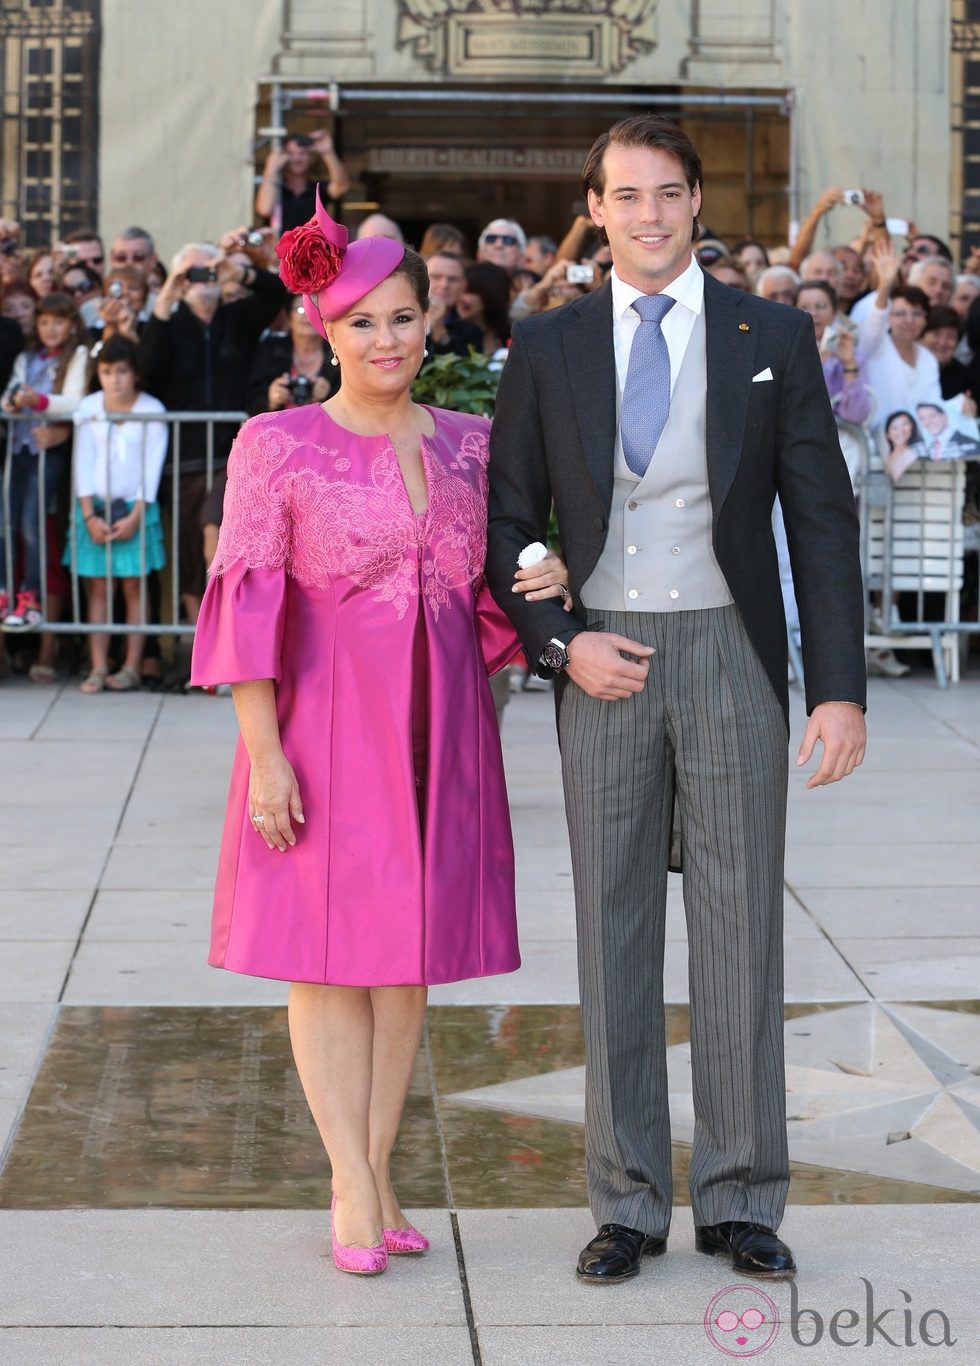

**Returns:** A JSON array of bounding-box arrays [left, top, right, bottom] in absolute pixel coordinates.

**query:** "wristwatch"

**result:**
[[539, 637, 571, 673]]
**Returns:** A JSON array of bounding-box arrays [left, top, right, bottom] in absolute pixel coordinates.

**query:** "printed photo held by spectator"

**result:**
[[915, 399, 980, 461], [881, 409, 926, 483]]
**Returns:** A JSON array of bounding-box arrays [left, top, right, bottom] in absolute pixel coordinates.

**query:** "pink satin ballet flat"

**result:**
[[383, 1224, 430, 1255], [330, 1194, 388, 1275]]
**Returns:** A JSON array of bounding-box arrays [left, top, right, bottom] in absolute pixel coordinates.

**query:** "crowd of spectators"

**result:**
[[0, 130, 977, 686]]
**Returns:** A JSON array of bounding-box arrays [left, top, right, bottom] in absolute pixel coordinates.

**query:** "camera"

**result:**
[[185, 265, 218, 284], [107, 280, 124, 298], [246, 230, 264, 248], [285, 375, 314, 405], [842, 189, 865, 207], [566, 263, 595, 285]]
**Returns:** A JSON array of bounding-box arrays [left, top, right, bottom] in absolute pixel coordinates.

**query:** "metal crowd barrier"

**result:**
[[844, 417, 980, 688], [1, 409, 247, 636]]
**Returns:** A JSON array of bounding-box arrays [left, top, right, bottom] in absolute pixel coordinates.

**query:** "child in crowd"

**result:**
[[65, 335, 167, 692], [0, 291, 88, 629]]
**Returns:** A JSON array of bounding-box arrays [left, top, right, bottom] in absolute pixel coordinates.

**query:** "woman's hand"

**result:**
[[248, 751, 305, 851], [836, 329, 858, 370], [512, 549, 574, 611]]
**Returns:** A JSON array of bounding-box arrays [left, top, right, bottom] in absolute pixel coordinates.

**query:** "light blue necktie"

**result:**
[[620, 293, 675, 478]]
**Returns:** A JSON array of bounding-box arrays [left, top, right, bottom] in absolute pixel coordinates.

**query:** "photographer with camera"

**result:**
[[256, 129, 350, 235], [511, 256, 601, 320], [137, 237, 288, 623], [246, 294, 335, 416]]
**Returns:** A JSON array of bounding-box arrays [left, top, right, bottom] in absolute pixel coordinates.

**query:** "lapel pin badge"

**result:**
[[738, 322, 750, 331]]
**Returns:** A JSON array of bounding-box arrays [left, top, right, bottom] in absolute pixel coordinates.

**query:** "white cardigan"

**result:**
[[1, 344, 89, 417]]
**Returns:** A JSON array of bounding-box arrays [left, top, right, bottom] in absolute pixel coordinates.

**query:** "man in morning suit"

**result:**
[[486, 117, 867, 1284]]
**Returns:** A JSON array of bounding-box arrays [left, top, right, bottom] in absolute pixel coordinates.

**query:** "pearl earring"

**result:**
[[329, 352, 339, 367], [422, 347, 429, 358]]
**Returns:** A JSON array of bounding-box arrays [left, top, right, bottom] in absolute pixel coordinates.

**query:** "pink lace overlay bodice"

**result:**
[[211, 409, 491, 619]]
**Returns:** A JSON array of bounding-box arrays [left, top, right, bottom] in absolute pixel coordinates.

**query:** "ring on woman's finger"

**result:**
[[557, 584, 568, 599], [251, 814, 266, 826]]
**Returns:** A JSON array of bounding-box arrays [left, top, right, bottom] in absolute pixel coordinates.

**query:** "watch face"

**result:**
[[542, 642, 567, 672]]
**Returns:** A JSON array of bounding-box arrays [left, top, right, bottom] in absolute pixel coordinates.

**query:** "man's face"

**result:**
[[922, 326, 959, 368], [522, 240, 554, 276], [111, 236, 155, 279], [904, 236, 941, 268], [758, 275, 797, 306], [478, 222, 522, 273], [833, 248, 865, 300], [952, 278, 979, 320], [65, 238, 104, 273], [427, 255, 464, 308], [917, 263, 953, 308], [917, 405, 947, 436], [800, 252, 841, 286], [587, 144, 700, 292]]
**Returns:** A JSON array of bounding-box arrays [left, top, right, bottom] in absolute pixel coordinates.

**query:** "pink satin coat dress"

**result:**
[[190, 404, 523, 986]]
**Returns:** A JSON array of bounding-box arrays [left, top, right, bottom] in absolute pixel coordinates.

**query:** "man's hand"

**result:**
[[860, 189, 885, 223], [566, 631, 655, 702], [796, 701, 866, 789]]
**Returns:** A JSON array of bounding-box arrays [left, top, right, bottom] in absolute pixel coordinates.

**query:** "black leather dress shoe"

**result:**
[[695, 1221, 797, 1279], [576, 1223, 667, 1284]]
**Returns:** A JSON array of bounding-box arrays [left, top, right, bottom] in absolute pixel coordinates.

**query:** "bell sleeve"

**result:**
[[476, 580, 525, 676], [190, 422, 291, 687]]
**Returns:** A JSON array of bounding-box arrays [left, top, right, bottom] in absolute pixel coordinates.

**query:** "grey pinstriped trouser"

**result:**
[[558, 605, 790, 1236]]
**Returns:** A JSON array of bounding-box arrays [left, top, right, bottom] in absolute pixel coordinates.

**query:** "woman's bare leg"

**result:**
[[120, 577, 146, 672], [287, 982, 382, 1247], [368, 985, 427, 1229]]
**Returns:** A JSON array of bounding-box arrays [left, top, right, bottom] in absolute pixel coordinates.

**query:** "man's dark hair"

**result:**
[[581, 116, 702, 240], [63, 228, 104, 247], [915, 402, 944, 415], [923, 304, 962, 336], [913, 234, 953, 263]]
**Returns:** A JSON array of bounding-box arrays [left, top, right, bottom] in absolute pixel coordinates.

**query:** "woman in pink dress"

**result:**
[[190, 192, 569, 1275]]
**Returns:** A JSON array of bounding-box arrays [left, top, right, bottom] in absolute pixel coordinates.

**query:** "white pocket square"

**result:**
[[752, 367, 773, 383]]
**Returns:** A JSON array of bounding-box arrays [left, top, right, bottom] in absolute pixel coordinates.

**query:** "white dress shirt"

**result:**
[[73, 390, 168, 503], [610, 256, 704, 468]]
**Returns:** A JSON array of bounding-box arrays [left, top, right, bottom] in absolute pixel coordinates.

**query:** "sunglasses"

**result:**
[[112, 252, 148, 265], [483, 234, 518, 247], [696, 247, 724, 265], [63, 282, 93, 296]]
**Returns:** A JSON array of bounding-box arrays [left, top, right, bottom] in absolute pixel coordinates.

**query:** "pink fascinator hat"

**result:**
[[275, 186, 404, 340]]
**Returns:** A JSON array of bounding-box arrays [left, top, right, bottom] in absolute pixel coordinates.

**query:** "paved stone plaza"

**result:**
[[0, 673, 978, 1364]]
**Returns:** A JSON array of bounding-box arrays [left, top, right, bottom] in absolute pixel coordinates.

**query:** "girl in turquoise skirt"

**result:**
[[65, 336, 168, 692]]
